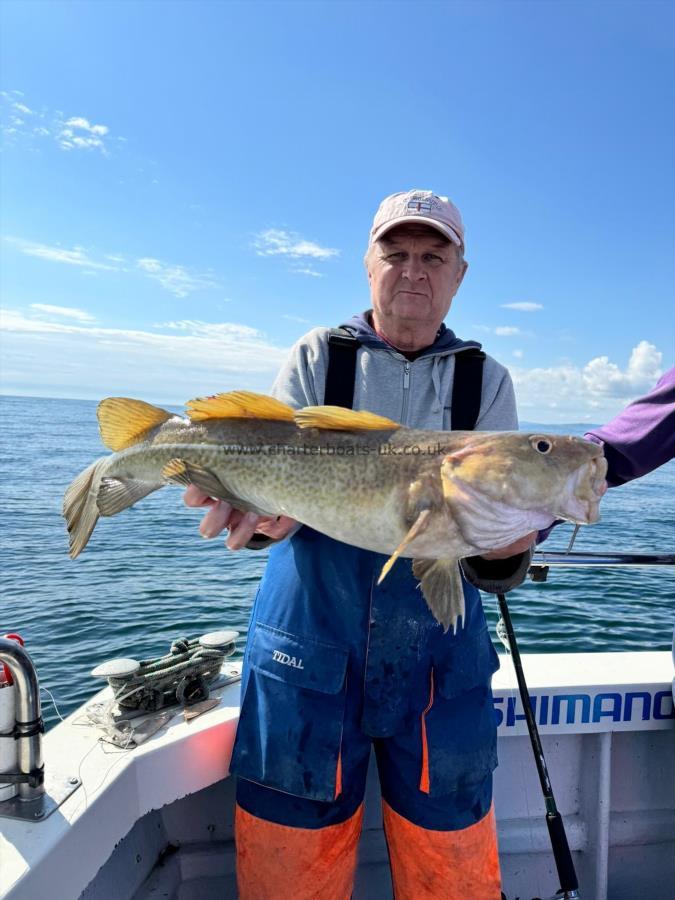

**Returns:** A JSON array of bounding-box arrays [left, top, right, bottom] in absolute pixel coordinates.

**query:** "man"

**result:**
[[187, 190, 535, 899]]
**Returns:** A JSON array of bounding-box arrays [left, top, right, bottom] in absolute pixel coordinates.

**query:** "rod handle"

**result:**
[[546, 811, 579, 892]]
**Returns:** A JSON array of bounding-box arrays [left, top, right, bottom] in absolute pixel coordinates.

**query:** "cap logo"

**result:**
[[407, 198, 432, 214]]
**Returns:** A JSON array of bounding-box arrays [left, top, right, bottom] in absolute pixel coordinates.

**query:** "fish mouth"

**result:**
[[557, 456, 608, 524]]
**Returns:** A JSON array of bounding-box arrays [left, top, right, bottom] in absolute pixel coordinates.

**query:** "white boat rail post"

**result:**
[[496, 593, 580, 900], [0, 636, 81, 823], [0, 637, 44, 803]]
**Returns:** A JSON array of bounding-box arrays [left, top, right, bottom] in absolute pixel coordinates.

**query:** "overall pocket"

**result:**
[[421, 627, 500, 796], [231, 621, 349, 803]]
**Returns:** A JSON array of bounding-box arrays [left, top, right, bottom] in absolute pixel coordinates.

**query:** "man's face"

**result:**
[[366, 225, 467, 327]]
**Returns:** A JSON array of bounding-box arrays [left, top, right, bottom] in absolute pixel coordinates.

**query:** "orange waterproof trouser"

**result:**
[[235, 803, 364, 900], [235, 801, 501, 899], [383, 801, 502, 900]]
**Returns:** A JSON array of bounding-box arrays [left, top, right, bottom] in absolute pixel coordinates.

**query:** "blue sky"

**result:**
[[1, 0, 673, 422]]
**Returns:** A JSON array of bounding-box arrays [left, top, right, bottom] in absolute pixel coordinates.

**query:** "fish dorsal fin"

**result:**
[[294, 405, 400, 431], [97, 398, 173, 451], [186, 391, 295, 423]]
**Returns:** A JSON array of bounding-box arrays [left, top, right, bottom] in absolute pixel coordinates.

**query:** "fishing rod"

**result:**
[[497, 547, 673, 897], [496, 591, 580, 899], [531, 550, 675, 568], [529, 550, 675, 583]]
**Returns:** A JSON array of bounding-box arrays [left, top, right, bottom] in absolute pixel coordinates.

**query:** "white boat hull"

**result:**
[[1, 652, 674, 900]]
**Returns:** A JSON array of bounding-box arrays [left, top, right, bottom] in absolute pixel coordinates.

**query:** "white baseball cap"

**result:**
[[369, 189, 464, 248]]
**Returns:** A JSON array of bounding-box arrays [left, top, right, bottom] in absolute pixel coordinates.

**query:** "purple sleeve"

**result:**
[[584, 367, 675, 487]]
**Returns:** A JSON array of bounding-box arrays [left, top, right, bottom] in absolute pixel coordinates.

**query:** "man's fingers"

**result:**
[[255, 515, 299, 540], [200, 501, 234, 539], [226, 511, 264, 550], [187, 489, 298, 547], [184, 485, 214, 508]]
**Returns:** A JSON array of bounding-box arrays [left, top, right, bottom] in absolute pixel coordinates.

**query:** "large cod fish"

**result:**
[[63, 391, 607, 631]]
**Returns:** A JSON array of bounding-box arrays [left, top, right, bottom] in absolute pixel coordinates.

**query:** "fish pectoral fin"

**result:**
[[161, 458, 270, 515], [294, 406, 400, 432], [412, 558, 465, 634], [162, 458, 228, 498], [186, 391, 295, 423], [97, 478, 164, 517], [377, 509, 432, 584], [97, 398, 174, 451]]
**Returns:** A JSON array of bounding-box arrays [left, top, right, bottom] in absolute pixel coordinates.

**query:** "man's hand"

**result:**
[[183, 485, 298, 550], [479, 531, 538, 560]]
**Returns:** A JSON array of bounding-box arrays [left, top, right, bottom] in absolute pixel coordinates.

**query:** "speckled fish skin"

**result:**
[[63, 396, 607, 629], [64, 413, 607, 561]]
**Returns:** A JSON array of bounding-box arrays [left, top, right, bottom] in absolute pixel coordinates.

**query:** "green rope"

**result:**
[[108, 636, 231, 710]]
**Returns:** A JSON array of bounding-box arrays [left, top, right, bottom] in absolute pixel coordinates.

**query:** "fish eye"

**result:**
[[530, 437, 552, 454]]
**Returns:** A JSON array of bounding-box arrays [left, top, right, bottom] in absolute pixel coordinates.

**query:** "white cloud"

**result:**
[[1, 92, 117, 154], [30, 303, 95, 322], [292, 266, 323, 278], [254, 229, 339, 261], [58, 116, 110, 152], [283, 314, 311, 324], [136, 258, 218, 298], [513, 349, 524, 359], [5, 236, 219, 298], [157, 320, 260, 338], [474, 324, 534, 338], [0, 308, 290, 401], [512, 341, 663, 422], [64, 117, 109, 136], [501, 302, 543, 312], [5, 237, 117, 271], [581, 341, 662, 397]]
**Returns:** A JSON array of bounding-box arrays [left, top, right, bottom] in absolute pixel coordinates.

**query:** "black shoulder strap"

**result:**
[[324, 328, 361, 408], [451, 349, 486, 430], [324, 331, 485, 427]]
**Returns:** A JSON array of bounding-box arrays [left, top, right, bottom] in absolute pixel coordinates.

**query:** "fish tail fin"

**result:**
[[63, 457, 108, 559], [412, 558, 466, 633]]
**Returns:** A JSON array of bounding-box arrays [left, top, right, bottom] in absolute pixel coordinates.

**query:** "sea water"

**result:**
[[1, 395, 673, 728]]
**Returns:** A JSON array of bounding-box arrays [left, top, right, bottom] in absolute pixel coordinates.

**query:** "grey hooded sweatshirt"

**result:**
[[271, 312, 532, 591], [271, 311, 518, 432]]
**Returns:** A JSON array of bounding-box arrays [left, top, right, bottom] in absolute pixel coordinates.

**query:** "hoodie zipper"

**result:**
[[401, 361, 411, 425]]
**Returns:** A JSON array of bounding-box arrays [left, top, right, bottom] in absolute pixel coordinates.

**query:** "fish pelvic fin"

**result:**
[[63, 457, 108, 558], [378, 509, 432, 584], [97, 478, 164, 517], [97, 398, 173, 451], [161, 458, 271, 515], [412, 558, 466, 634], [294, 406, 400, 432], [186, 391, 295, 423]]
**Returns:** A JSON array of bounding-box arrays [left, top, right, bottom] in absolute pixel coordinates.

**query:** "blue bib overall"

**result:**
[[231, 527, 500, 831]]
